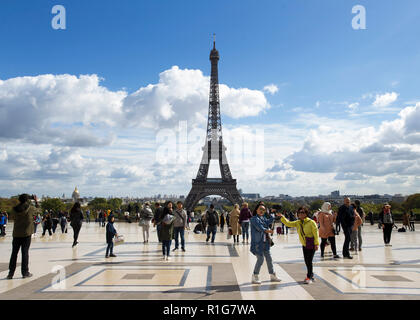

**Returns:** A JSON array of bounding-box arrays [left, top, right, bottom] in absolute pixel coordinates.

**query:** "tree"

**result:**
[[310, 200, 323, 212], [403, 194, 420, 210], [41, 198, 65, 212], [108, 198, 122, 211], [89, 198, 108, 211]]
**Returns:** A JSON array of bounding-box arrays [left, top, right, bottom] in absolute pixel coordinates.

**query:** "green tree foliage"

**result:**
[[88, 198, 108, 211], [310, 200, 324, 212], [0, 197, 19, 214], [41, 198, 65, 212], [403, 194, 420, 210], [108, 198, 122, 211]]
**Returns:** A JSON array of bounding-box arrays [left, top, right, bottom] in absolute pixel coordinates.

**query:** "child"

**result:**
[[106, 214, 118, 258]]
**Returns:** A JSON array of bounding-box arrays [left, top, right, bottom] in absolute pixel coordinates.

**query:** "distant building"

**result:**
[[331, 190, 340, 198], [242, 193, 261, 200], [72, 187, 80, 202]]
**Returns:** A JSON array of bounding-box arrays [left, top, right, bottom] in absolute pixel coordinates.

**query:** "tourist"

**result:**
[[367, 211, 374, 225], [42, 211, 53, 236], [139, 202, 154, 243], [229, 204, 241, 244], [279, 206, 319, 284], [219, 211, 225, 232], [172, 201, 187, 252], [239, 202, 252, 243], [85, 209, 91, 223], [318, 202, 340, 259], [70, 202, 84, 247], [403, 211, 410, 231], [337, 197, 355, 259], [105, 214, 118, 258], [59, 211, 67, 233], [354, 200, 365, 251], [0, 212, 6, 237], [52, 211, 59, 234], [160, 201, 175, 260], [205, 204, 219, 244], [350, 204, 363, 254], [33, 212, 41, 237], [250, 203, 281, 284], [409, 210, 416, 231], [379, 203, 394, 247], [153, 202, 165, 242], [7, 194, 41, 279], [98, 210, 103, 227]]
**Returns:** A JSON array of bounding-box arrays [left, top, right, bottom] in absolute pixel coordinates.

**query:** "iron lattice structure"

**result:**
[[184, 40, 243, 212]]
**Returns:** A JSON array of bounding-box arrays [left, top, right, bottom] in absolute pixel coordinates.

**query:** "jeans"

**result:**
[[342, 226, 352, 257], [383, 223, 393, 244], [358, 226, 362, 249], [206, 225, 217, 243], [241, 221, 250, 241], [253, 250, 274, 275], [302, 246, 316, 278], [33, 223, 38, 234], [320, 236, 337, 256], [72, 223, 81, 244], [174, 227, 185, 249], [86, 215, 90, 223], [162, 240, 171, 256], [350, 229, 358, 250], [142, 223, 150, 242], [106, 242, 114, 256], [157, 224, 162, 242], [60, 221, 67, 233], [9, 236, 31, 276]]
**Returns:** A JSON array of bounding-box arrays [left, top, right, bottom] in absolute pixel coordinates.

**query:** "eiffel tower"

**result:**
[[184, 37, 243, 212]]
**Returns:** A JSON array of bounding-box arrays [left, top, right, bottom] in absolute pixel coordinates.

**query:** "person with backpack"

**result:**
[[239, 202, 252, 243], [379, 203, 394, 246], [250, 203, 282, 284], [139, 202, 154, 243], [205, 204, 219, 244], [172, 201, 187, 252], [229, 204, 241, 244], [105, 214, 118, 258], [42, 211, 53, 237], [279, 206, 319, 284], [160, 201, 175, 260], [7, 194, 41, 279]]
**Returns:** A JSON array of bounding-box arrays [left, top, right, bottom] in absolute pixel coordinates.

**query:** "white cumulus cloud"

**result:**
[[372, 92, 399, 107]]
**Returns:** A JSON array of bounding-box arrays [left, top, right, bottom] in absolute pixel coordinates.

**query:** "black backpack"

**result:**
[[207, 211, 218, 226]]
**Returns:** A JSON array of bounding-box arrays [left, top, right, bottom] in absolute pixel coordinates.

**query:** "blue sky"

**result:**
[[0, 0, 419, 197]]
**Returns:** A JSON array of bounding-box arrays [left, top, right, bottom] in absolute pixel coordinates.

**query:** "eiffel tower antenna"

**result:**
[[184, 40, 243, 212]]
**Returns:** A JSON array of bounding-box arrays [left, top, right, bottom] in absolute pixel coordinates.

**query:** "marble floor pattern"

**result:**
[[0, 222, 420, 300]]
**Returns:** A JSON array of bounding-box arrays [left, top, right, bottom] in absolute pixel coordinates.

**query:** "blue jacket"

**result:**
[[250, 215, 274, 256], [106, 222, 117, 243], [0, 215, 5, 225]]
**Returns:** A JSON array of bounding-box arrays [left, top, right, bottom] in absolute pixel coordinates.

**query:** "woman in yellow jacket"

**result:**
[[279, 206, 319, 284]]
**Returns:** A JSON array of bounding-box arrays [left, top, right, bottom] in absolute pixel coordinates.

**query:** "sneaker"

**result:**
[[333, 255, 341, 259], [270, 273, 281, 282], [172, 248, 178, 252], [252, 274, 261, 284], [6, 274, 13, 280], [22, 273, 33, 279], [304, 277, 312, 284], [109, 254, 116, 257], [181, 248, 186, 252]]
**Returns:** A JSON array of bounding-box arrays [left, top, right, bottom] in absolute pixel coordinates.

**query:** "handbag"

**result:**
[[227, 227, 232, 240], [114, 235, 124, 246], [300, 220, 315, 250], [139, 218, 147, 227]]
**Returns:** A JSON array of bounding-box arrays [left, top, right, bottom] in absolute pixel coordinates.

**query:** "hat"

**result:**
[[144, 202, 150, 206], [320, 202, 332, 214]]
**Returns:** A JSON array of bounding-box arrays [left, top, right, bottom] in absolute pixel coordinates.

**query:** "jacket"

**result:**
[[352, 212, 363, 231], [160, 214, 175, 241], [70, 209, 84, 227], [140, 206, 154, 221], [205, 210, 219, 227], [337, 204, 355, 229], [239, 208, 252, 224], [154, 207, 165, 224], [281, 216, 320, 247], [12, 201, 41, 237], [250, 215, 274, 255], [318, 211, 336, 238], [106, 221, 117, 243], [173, 209, 187, 228], [378, 211, 394, 225], [229, 209, 241, 235]]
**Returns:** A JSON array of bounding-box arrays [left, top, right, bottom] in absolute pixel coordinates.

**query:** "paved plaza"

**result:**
[[1, 222, 420, 300]]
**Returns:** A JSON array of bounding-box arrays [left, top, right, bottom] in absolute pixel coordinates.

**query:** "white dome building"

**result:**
[[72, 187, 80, 202]]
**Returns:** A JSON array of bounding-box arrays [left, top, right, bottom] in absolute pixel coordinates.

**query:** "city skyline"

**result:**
[[1, 0, 419, 198]]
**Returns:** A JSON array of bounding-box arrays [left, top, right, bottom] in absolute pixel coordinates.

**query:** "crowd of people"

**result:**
[[3, 194, 417, 286]]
